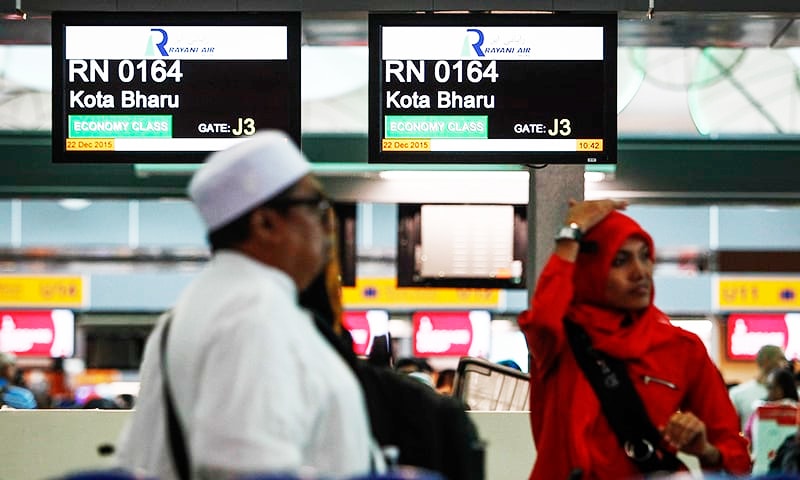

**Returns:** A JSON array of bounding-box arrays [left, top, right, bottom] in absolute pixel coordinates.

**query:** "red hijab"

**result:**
[[568, 211, 672, 359]]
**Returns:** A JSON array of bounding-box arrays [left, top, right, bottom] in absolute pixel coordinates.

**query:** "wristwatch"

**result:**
[[555, 222, 583, 242]]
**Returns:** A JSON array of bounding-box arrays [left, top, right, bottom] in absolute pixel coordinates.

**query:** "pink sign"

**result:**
[[342, 310, 389, 356], [412, 310, 491, 357], [0, 310, 75, 358], [726, 313, 797, 360]]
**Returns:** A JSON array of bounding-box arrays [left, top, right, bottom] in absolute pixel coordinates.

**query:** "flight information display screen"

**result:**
[[368, 12, 617, 165], [52, 11, 300, 163]]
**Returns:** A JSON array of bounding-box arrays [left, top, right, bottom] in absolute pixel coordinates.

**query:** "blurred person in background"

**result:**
[[298, 207, 358, 354], [115, 131, 379, 479], [518, 199, 751, 479], [497, 359, 523, 371], [83, 396, 120, 409], [0, 352, 36, 409], [729, 344, 788, 433], [395, 357, 435, 389], [768, 403, 800, 475], [115, 393, 135, 409], [745, 366, 799, 443], [435, 368, 456, 395]]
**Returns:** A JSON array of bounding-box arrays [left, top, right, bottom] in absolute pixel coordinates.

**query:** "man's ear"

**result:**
[[253, 209, 272, 231], [251, 208, 285, 242], [250, 209, 274, 240]]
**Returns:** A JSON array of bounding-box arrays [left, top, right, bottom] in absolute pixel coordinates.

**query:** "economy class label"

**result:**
[[384, 115, 488, 139], [68, 114, 173, 138]]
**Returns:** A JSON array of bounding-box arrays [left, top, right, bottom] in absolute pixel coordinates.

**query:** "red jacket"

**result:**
[[519, 254, 752, 480]]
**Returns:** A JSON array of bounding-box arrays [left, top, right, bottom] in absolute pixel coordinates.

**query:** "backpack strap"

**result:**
[[159, 312, 191, 480], [564, 319, 684, 475]]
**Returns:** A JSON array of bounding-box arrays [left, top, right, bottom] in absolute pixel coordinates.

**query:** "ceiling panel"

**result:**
[[619, 12, 799, 48], [0, 2, 798, 47]]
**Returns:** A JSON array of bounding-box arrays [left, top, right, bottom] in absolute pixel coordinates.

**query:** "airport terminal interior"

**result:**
[[1, 1, 800, 477]]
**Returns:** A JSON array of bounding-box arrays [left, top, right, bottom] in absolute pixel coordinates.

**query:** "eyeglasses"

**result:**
[[267, 195, 332, 220]]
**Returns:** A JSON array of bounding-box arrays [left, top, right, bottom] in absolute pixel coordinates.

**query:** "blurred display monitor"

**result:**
[[84, 325, 151, 369], [453, 356, 530, 411], [397, 203, 527, 288]]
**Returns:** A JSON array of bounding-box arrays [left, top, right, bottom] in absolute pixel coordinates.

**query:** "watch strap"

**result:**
[[555, 222, 583, 242]]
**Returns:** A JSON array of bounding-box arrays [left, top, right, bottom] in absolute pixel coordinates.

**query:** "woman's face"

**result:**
[[604, 237, 653, 312]]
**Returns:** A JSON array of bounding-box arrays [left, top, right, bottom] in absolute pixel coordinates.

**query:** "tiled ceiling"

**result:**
[[0, 4, 798, 48]]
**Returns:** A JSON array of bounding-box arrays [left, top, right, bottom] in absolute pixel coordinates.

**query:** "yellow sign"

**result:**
[[0, 275, 86, 307], [72, 369, 122, 386], [718, 277, 800, 310], [342, 277, 501, 309]]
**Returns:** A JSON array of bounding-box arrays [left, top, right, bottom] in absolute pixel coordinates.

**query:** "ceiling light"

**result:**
[[58, 199, 92, 211], [377, 170, 529, 181], [584, 171, 607, 183]]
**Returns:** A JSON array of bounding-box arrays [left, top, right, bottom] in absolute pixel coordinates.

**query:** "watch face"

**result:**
[[556, 226, 580, 241]]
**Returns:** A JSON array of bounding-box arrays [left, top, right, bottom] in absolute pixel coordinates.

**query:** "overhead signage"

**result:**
[[341, 277, 501, 310], [369, 12, 617, 164], [717, 277, 800, 310], [52, 11, 301, 163], [412, 310, 491, 357], [0, 275, 86, 308], [725, 312, 800, 360], [0, 309, 75, 358]]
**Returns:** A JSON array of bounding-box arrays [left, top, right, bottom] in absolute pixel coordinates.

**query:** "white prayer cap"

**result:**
[[189, 131, 311, 231], [0, 351, 16, 367]]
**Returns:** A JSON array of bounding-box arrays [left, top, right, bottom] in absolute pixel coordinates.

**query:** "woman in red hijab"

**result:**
[[519, 199, 751, 480]]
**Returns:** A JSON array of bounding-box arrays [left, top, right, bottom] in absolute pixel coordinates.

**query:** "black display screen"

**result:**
[[51, 11, 300, 163], [369, 12, 617, 165]]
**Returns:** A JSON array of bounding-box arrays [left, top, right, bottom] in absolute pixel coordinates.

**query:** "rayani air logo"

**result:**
[[147, 28, 169, 56], [145, 28, 216, 57], [462, 28, 532, 57]]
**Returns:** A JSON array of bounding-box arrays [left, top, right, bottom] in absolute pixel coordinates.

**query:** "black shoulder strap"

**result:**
[[564, 319, 683, 475], [159, 312, 191, 480]]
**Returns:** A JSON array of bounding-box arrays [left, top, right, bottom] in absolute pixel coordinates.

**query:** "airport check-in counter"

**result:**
[[0, 409, 535, 480]]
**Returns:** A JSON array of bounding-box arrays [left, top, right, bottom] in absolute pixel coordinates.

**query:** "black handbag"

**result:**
[[564, 319, 684, 476]]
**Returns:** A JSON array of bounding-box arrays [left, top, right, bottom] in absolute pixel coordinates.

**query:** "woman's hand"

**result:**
[[661, 411, 722, 468], [565, 199, 629, 234], [554, 199, 628, 261]]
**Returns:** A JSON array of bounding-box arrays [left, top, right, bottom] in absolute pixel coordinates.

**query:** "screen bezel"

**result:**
[[333, 202, 357, 287], [51, 11, 301, 164], [368, 11, 617, 165]]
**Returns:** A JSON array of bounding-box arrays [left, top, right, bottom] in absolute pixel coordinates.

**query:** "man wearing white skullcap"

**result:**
[[116, 131, 379, 479]]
